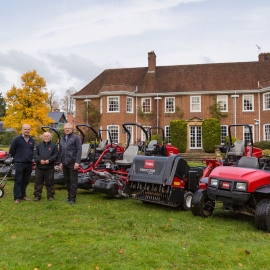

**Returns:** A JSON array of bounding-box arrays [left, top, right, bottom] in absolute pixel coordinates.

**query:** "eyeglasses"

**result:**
[[64, 128, 72, 130]]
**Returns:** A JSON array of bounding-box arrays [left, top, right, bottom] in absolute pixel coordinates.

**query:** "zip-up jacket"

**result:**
[[9, 135, 35, 163], [34, 141, 58, 169], [59, 132, 82, 165]]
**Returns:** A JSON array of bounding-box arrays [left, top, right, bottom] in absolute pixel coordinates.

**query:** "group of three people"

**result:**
[[9, 123, 82, 205]]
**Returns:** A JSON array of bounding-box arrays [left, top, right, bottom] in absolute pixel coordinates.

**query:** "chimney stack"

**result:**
[[148, 51, 156, 73], [259, 53, 270, 62]]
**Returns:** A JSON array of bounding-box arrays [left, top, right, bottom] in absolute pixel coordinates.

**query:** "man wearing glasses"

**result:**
[[59, 123, 82, 204]]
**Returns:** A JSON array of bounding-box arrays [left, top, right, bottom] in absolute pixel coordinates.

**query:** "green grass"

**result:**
[[1, 180, 269, 270]]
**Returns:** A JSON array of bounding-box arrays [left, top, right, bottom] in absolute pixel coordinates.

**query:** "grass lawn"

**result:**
[[1, 178, 270, 270]]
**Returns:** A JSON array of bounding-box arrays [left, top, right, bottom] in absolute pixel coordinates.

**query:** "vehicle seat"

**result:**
[[227, 140, 245, 157], [96, 140, 108, 152], [115, 146, 138, 167], [146, 140, 158, 154], [81, 144, 91, 160], [237, 156, 259, 169]]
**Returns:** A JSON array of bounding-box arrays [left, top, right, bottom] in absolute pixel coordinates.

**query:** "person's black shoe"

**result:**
[[48, 197, 54, 201], [70, 201, 75, 205], [33, 197, 40, 201]]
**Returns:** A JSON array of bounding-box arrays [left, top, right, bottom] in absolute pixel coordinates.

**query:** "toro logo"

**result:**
[[144, 160, 155, 168]]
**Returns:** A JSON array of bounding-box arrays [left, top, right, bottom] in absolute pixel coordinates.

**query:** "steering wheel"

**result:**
[[258, 155, 270, 170]]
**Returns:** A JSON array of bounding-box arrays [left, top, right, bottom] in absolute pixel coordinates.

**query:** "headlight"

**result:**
[[235, 182, 247, 191], [210, 178, 218, 187]]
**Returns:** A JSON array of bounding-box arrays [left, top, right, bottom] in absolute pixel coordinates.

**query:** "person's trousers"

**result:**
[[34, 167, 55, 199], [13, 162, 32, 200], [62, 163, 78, 202]]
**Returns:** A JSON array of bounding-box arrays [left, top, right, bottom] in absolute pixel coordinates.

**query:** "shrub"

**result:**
[[0, 131, 17, 145], [202, 119, 221, 153], [225, 135, 238, 145], [170, 120, 187, 152], [254, 141, 270, 150]]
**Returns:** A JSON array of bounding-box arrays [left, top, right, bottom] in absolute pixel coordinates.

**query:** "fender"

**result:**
[[199, 177, 208, 190], [254, 185, 270, 194]]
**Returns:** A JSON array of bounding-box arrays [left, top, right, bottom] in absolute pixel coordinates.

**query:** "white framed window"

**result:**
[[126, 97, 133, 113], [263, 92, 270, 110], [142, 126, 151, 142], [141, 98, 151, 113], [190, 96, 201, 112], [217, 95, 228, 112], [243, 125, 254, 144], [243, 95, 254, 111], [165, 125, 171, 143], [264, 124, 270, 141], [107, 125, 119, 143], [165, 97, 175, 113], [125, 125, 133, 144], [107, 96, 119, 112], [221, 125, 228, 144], [100, 98, 103, 114]]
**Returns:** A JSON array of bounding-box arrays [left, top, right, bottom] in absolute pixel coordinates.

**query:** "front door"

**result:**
[[190, 126, 202, 149]]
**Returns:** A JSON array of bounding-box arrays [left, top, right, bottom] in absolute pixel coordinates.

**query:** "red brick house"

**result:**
[[73, 51, 270, 151]]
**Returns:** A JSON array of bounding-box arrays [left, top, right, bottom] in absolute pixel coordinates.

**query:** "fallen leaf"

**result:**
[[46, 234, 51, 237], [245, 250, 250, 254], [11, 235, 16, 238], [238, 263, 243, 267], [119, 248, 124, 254], [47, 264, 52, 267], [170, 218, 173, 220], [95, 266, 99, 270]]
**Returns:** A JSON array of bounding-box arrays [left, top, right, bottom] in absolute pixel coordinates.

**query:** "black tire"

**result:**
[[255, 199, 270, 232], [0, 187, 4, 198], [191, 190, 215, 217], [183, 191, 193, 211]]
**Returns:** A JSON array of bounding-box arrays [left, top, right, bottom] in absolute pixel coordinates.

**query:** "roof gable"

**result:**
[[48, 112, 67, 123]]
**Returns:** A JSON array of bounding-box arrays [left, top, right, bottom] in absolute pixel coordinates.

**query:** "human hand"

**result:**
[[74, 163, 79, 170]]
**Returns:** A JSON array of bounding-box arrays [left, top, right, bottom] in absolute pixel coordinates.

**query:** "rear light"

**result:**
[[210, 178, 218, 187], [235, 182, 247, 191], [173, 179, 181, 186]]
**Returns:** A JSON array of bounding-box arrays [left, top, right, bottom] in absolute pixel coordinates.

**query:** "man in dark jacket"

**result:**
[[33, 132, 58, 201], [59, 123, 82, 204], [9, 123, 35, 204]]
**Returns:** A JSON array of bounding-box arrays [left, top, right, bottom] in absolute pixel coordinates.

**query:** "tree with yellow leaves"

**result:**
[[3, 70, 54, 136]]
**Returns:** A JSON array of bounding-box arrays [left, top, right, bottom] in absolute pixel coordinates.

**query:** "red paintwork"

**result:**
[[0, 151, 8, 161], [199, 182, 207, 190], [201, 159, 226, 179], [245, 146, 262, 158], [209, 166, 270, 192], [105, 143, 125, 155], [165, 145, 179, 156], [171, 175, 186, 188]]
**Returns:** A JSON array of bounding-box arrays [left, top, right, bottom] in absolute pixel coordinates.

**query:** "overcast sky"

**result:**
[[0, 0, 269, 99]]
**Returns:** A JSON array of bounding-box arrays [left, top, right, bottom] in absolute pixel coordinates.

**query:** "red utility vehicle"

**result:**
[[191, 125, 270, 231]]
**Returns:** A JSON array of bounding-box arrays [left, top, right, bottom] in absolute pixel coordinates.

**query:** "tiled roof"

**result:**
[[74, 60, 270, 96], [48, 112, 67, 123]]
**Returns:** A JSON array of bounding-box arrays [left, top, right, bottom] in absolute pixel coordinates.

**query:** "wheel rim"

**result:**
[[186, 195, 193, 208]]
